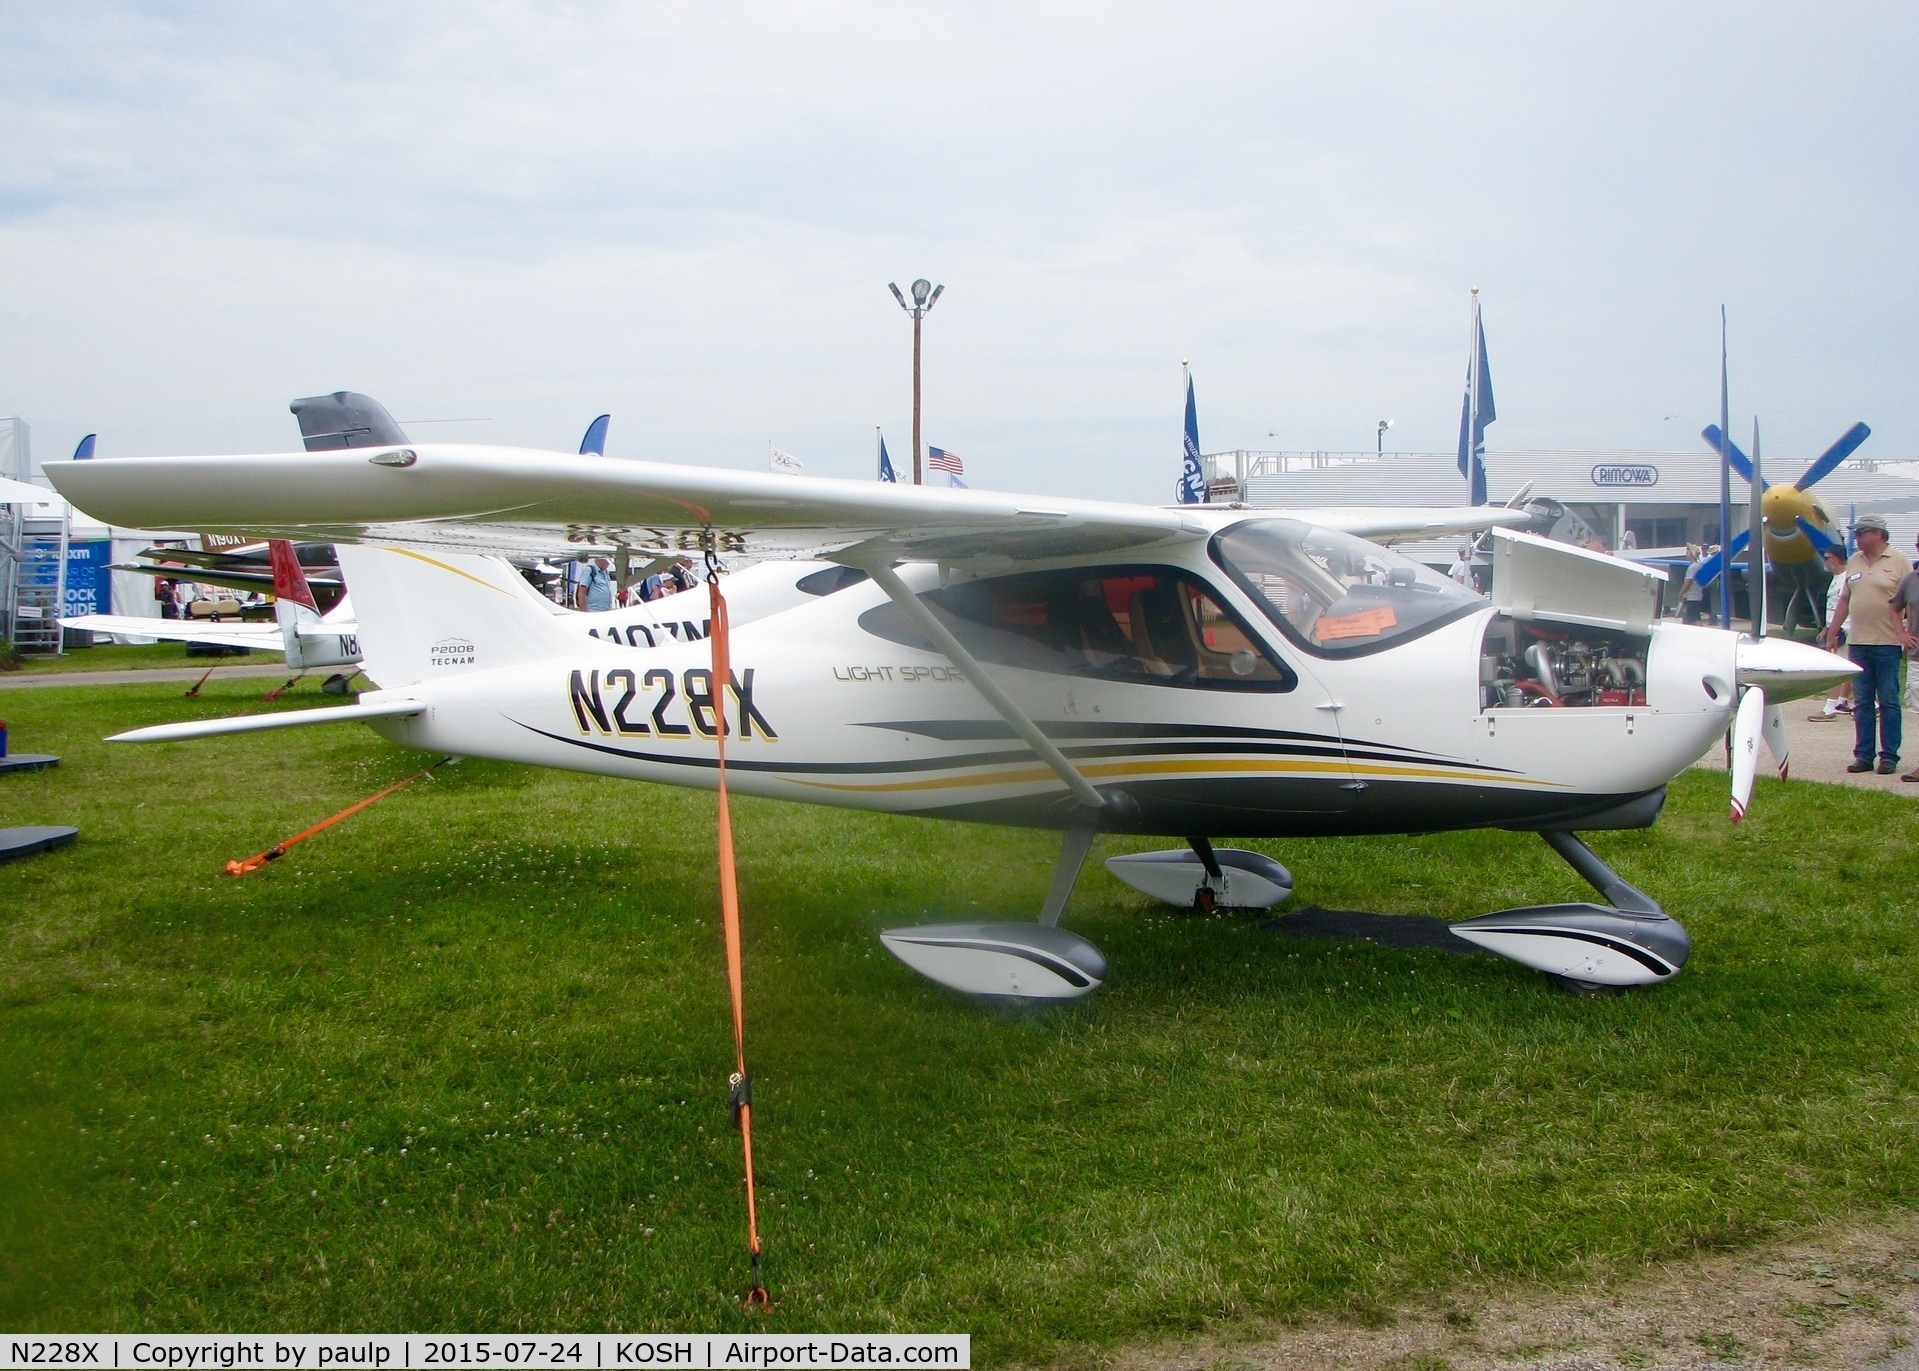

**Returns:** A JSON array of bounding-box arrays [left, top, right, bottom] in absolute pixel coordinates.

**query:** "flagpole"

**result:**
[[1749, 417, 1766, 637], [1468, 287, 1481, 505], [1719, 306, 1732, 630]]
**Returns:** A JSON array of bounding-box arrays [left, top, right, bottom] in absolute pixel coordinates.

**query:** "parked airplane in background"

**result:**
[[64, 537, 363, 672]]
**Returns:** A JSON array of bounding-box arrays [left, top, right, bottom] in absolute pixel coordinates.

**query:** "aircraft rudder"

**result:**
[[334, 545, 599, 689]]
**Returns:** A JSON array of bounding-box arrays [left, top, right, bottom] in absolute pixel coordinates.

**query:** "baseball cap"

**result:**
[[1850, 513, 1890, 534]]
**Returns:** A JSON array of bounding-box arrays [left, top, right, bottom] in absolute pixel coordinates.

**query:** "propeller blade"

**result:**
[[1795, 422, 1871, 491], [1701, 425, 1756, 484], [1762, 701, 1790, 781], [1731, 687, 1765, 822], [1794, 515, 1840, 556], [1695, 528, 1751, 588]]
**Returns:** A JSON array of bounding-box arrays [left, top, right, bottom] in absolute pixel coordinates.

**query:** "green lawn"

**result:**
[[5, 641, 276, 674], [3, 680, 1918, 1361]]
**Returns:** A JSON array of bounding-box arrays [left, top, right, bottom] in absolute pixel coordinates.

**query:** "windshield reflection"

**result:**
[[1209, 519, 1483, 656]]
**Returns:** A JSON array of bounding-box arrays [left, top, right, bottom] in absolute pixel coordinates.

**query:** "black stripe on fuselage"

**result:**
[[860, 717, 1514, 773], [511, 720, 1499, 777]]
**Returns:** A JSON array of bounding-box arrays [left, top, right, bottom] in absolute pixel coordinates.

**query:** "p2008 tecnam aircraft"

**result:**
[[50, 444, 1855, 998]]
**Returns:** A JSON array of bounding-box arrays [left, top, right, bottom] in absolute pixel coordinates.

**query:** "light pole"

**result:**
[[888, 278, 944, 484], [1377, 419, 1394, 458]]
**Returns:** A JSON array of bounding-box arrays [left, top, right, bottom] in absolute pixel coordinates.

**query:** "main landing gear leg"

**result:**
[[879, 824, 1110, 1000], [1449, 832, 1691, 992], [1040, 826, 1098, 927], [1188, 837, 1222, 913]]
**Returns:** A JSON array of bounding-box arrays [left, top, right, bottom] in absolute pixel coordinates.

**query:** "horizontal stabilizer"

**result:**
[[108, 699, 422, 744], [61, 614, 282, 652]]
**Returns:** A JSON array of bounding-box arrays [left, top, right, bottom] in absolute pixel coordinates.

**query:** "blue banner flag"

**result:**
[[1455, 302, 1496, 506], [878, 432, 897, 483], [1177, 372, 1207, 504]]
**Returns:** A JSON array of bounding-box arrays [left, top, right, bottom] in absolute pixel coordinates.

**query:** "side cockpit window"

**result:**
[[858, 566, 1295, 692]]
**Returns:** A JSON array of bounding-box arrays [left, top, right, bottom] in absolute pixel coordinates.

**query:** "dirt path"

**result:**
[[1693, 705, 1918, 798], [1112, 1215, 1919, 1369]]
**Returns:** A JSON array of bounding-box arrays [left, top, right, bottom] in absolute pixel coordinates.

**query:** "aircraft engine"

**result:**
[[1479, 618, 1650, 709]]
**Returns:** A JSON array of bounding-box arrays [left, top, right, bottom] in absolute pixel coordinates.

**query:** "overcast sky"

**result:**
[[1, 3, 1913, 500]]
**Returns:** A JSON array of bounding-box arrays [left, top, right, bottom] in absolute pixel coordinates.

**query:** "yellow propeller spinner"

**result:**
[[1757, 484, 1835, 566]]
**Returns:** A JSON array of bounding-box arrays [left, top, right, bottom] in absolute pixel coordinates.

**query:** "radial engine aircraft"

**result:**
[[49, 444, 1856, 998]]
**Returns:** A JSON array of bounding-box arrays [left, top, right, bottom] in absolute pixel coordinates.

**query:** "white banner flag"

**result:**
[[769, 447, 804, 476]]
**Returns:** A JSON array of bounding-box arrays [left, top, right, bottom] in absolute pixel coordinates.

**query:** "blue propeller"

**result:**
[[1695, 420, 1870, 587], [1691, 529, 1749, 588], [1794, 516, 1840, 556]]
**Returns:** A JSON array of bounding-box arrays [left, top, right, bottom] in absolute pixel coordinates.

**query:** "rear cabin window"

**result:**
[[857, 566, 1295, 692]]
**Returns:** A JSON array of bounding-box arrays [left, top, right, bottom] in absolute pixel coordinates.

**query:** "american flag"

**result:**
[[928, 447, 964, 476]]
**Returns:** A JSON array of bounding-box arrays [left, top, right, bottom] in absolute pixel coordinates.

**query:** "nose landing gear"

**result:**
[[1449, 831, 1690, 989]]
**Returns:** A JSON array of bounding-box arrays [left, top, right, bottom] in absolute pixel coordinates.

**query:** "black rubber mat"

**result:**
[[1262, 905, 1491, 957], [0, 754, 59, 775], [0, 825, 77, 864]]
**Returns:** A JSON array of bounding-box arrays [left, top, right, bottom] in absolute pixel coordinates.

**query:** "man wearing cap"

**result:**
[[1823, 514, 1913, 774]]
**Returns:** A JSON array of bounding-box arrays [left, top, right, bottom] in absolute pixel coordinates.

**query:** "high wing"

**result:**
[[46, 444, 1528, 566], [46, 445, 1199, 565], [1310, 506, 1528, 544]]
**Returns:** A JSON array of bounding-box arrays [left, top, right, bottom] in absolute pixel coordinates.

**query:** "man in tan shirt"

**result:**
[[1823, 514, 1913, 773]]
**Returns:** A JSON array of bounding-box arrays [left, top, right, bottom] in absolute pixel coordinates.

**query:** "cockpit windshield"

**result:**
[[1209, 519, 1484, 657]]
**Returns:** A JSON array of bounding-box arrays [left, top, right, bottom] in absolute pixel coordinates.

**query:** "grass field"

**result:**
[[3, 679, 1919, 1362], [4, 641, 275, 674]]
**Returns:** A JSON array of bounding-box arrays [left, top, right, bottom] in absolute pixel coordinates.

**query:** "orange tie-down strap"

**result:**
[[709, 560, 769, 1310], [224, 757, 455, 876]]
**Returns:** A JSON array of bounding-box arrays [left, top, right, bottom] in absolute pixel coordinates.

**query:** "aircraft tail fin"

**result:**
[[579, 414, 610, 456], [270, 540, 321, 616], [289, 392, 409, 451], [333, 545, 608, 689]]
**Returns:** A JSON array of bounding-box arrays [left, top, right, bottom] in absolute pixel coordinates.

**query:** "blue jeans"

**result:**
[[1850, 643, 1903, 765]]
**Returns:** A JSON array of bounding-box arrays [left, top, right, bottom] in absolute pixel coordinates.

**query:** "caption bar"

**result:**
[[1, 1338, 969, 1371]]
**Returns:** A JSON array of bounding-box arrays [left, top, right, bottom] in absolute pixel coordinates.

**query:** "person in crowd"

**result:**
[[1822, 514, 1913, 774], [1446, 545, 1472, 588], [1893, 533, 1919, 781], [671, 558, 699, 593], [1680, 545, 1709, 624], [1809, 543, 1855, 721], [574, 555, 615, 612], [155, 577, 178, 620]]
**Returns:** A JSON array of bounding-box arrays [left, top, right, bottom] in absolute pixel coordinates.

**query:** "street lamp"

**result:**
[[888, 278, 944, 485], [1377, 419, 1394, 458]]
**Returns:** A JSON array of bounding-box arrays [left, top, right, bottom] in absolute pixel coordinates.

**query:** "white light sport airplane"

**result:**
[[48, 443, 1855, 998]]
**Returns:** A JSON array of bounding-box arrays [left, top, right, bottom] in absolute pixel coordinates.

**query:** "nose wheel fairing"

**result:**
[[1449, 831, 1689, 988], [1450, 903, 1689, 986]]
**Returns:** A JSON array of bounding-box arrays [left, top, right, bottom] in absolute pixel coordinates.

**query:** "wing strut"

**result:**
[[857, 559, 1107, 810]]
